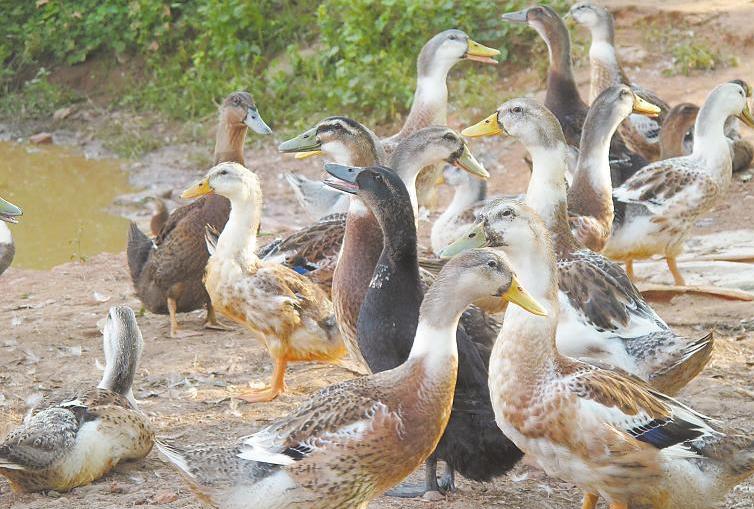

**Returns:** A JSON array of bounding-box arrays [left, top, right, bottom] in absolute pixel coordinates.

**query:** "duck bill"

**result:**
[[501, 276, 548, 316], [294, 150, 324, 160], [451, 144, 490, 179], [501, 9, 529, 23], [323, 163, 362, 195], [243, 107, 272, 135], [278, 126, 320, 154], [181, 178, 213, 199], [439, 223, 488, 258], [632, 95, 661, 117], [461, 112, 504, 138], [465, 39, 501, 64], [0, 197, 22, 223], [738, 103, 754, 129]]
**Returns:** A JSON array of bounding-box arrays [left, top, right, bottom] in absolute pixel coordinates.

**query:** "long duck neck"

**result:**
[[213, 117, 248, 165], [586, 16, 622, 101], [691, 96, 733, 176], [394, 58, 451, 139], [215, 185, 262, 265], [541, 20, 586, 116], [98, 332, 142, 404], [569, 103, 619, 222], [388, 145, 443, 220], [525, 142, 581, 254]]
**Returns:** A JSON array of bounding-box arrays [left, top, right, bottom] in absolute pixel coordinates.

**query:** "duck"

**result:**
[[473, 200, 754, 509], [0, 306, 153, 493], [284, 29, 500, 216], [430, 166, 488, 256], [448, 97, 713, 395], [661, 102, 754, 172], [0, 196, 22, 276], [569, 1, 670, 161], [181, 162, 346, 403], [127, 91, 271, 337], [324, 161, 532, 496], [502, 4, 647, 187], [567, 85, 660, 252], [144, 196, 169, 237], [157, 246, 543, 509], [604, 80, 754, 285]]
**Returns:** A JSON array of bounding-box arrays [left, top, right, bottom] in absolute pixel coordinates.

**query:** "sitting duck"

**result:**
[[0, 196, 22, 276], [476, 200, 754, 509], [156, 248, 542, 509], [285, 29, 499, 215], [569, 1, 670, 161], [661, 102, 754, 172], [127, 91, 271, 337], [181, 162, 346, 402], [448, 97, 712, 395], [0, 306, 153, 492], [604, 80, 754, 285], [325, 161, 535, 495], [502, 4, 647, 186]]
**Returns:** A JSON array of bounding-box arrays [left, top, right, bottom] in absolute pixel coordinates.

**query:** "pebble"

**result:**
[[422, 490, 445, 501], [29, 132, 53, 144], [153, 490, 178, 504]]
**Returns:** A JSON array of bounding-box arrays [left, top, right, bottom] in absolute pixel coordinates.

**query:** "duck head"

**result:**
[[181, 162, 261, 204], [502, 5, 566, 47], [220, 91, 271, 135], [0, 197, 22, 224], [279, 116, 384, 166], [726, 80, 754, 128], [585, 85, 661, 143], [393, 126, 489, 180], [418, 29, 500, 79], [430, 248, 547, 317], [569, 2, 614, 40]]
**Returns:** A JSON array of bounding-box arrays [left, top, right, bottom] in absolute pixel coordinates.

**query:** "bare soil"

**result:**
[[2, 1, 754, 508]]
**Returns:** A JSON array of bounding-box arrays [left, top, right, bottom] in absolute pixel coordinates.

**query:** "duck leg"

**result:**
[[203, 304, 230, 331], [625, 259, 635, 281], [384, 453, 443, 498], [167, 297, 179, 338], [437, 462, 456, 493], [666, 255, 686, 286], [237, 356, 288, 403], [582, 492, 599, 509]]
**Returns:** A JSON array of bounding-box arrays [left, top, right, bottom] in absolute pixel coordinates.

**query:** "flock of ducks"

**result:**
[[2, 3, 754, 509]]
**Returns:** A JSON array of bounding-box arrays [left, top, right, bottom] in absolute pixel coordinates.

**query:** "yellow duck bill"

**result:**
[[452, 144, 490, 179], [632, 95, 662, 117], [294, 150, 324, 160], [465, 39, 501, 64], [461, 112, 504, 138], [439, 223, 488, 258], [181, 178, 213, 199], [502, 276, 548, 317]]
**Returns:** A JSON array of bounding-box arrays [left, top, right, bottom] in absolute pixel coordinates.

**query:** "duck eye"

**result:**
[[512, 106, 523, 114], [487, 260, 497, 269], [219, 170, 228, 176], [374, 174, 383, 183], [443, 133, 456, 142], [502, 209, 512, 217], [448, 34, 457, 41]]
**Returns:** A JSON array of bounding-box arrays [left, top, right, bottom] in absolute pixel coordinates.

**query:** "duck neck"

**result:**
[[396, 63, 450, 139], [408, 281, 469, 365], [525, 142, 580, 253], [434, 175, 485, 237], [692, 99, 733, 174], [494, 233, 561, 381], [98, 335, 142, 403], [216, 188, 262, 264], [541, 21, 585, 114], [0, 221, 11, 245], [389, 149, 437, 221], [213, 119, 248, 165], [375, 202, 418, 265]]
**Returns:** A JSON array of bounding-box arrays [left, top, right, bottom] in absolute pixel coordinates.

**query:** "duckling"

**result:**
[[661, 103, 754, 172], [430, 166, 488, 256], [568, 85, 660, 252], [324, 162, 529, 496], [605, 81, 754, 285], [284, 30, 500, 215], [450, 97, 713, 394], [181, 162, 346, 403], [0, 306, 153, 493], [475, 201, 754, 509], [569, 1, 670, 161], [127, 91, 271, 337], [157, 242, 542, 509], [0, 196, 22, 276], [502, 4, 647, 187]]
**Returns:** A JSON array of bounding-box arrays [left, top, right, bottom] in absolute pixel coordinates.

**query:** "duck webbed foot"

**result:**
[[203, 305, 231, 331], [385, 455, 452, 499]]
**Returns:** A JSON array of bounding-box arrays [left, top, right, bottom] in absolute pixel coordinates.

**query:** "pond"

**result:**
[[0, 141, 132, 270]]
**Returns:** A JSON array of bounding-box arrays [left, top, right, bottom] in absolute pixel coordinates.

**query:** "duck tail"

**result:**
[[651, 332, 714, 395], [155, 439, 195, 480], [127, 222, 153, 283]]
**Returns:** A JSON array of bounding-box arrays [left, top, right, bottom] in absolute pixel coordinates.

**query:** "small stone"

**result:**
[[422, 490, 445, 501], [107, 482, 128, 494], [29, 132, 53, 144], [46, 490, 61, 498], [153, 490, 178, 504], [53, 106, 75, 121]]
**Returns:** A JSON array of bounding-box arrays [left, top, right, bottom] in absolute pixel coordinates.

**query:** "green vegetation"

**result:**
[[0, 0, 566, 131], [668, 42, 737, 77]]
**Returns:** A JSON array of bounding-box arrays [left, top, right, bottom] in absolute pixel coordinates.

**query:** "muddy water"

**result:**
[[0, 141, 132, 269]]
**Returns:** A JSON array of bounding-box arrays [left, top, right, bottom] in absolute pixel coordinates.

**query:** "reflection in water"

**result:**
[[0, 141, 132, 269]]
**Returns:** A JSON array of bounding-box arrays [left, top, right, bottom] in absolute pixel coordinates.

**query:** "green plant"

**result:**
[[0, 68, 77, 119], [667, 42, 736, 76]]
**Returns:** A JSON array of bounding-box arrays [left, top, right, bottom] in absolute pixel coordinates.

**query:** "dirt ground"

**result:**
[[2, 1, 754, 508]]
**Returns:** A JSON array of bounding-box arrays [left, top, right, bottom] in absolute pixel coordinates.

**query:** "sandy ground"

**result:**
[[2, 1, 754, 508]]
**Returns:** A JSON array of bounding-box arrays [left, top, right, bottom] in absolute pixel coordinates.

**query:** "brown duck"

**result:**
[[127, 91, 271, 337]]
